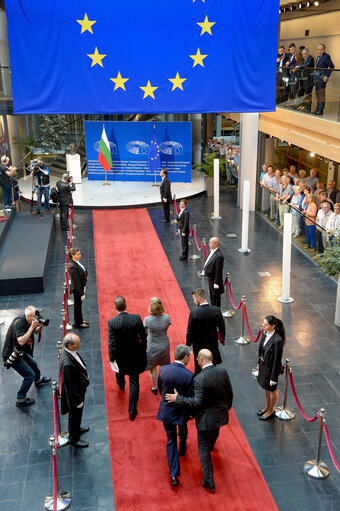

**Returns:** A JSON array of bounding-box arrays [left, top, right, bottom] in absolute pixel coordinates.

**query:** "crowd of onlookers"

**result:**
[[276, 42, 335, 116], [206, 137, 240, 185], [260, 164, 340, 254]]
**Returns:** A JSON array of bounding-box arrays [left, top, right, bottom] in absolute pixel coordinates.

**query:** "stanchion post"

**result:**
[[57, 340, 62, 393], [44, 435, 72, 511], [171, 194, 178, 224], [152, 169, 159, 187], [71, 205, 77, 230], [51, 381, 69, 447], [198, 238, 206, 277], [275, 360, 296, 421], [239, 180, 251, 254], [211, 159, 222, 220], [278, 212, 294, 303], [65, 262, 74, 307], [222, 273, 235, 318], [233, 296, 251, 345], [252, 365, 259, 379], [304, 409, 330, 479], [189, 225, 200, 260], [64, 284, 73, 331]]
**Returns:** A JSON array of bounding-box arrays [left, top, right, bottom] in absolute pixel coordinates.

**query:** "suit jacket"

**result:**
[[186, 304, 225, 364], [157, 362, 194, 425], [108, 312, 147, 374], [69, 260, 87, 295], [177, 208, 190, 234], [56, 179, 76, 206], [176, 365, 233, 430], [60, 349, 89, 415], [160, 176, 172, 201], [204, 248, 225, 295], [258, 332, 284, 382], [315, 52, 334, 78], [299, 55, 315, 86]]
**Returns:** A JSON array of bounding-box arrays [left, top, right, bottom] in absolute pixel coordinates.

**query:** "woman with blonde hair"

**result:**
[[144, 297, 171, 394]]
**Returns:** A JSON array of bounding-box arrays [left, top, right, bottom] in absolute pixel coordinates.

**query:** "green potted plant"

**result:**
[[314, 235, 340, 326], [193, 153, 227, 196], [12, 135, 38, 177]]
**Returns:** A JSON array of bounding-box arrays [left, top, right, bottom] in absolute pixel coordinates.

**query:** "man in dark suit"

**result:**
[[297, 48, 315, 112], [60, 333, 90, 448], [166, 349, 233, 491], [285, 43, 298, 100], [108, 295, 147, 421], [177, 199, 190, 260], [276, 45, 289, 104], [157, 345, 194, 487], [314, 43, 334, 115], [186, 288, 225, 375], [56, 173, 76, 230], [203, 237, 225, 308], [160, 169, 172, 223]]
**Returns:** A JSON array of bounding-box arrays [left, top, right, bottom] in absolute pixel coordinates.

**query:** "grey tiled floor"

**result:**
[[0, 186, 339, 510]]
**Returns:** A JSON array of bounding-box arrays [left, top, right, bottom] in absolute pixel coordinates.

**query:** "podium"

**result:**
[[66, 154, 82, 184]]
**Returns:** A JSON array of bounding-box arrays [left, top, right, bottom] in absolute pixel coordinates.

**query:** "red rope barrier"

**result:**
[[324, 424, 340, 474], [204, 244, 208, 258], [289, 372, 318, 422], [173, 197, 178, 215], [189, 221, 193, 237], [243, 306, 262, 342], [227, 282, 242, 310], [193, 229, 204, 251]]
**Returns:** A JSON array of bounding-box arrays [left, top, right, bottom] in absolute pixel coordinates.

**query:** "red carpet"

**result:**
[[93, 209, 278, 511]]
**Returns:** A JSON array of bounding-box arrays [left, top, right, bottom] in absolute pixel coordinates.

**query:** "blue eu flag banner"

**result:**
[[5, 0, 279, 115], [149, 125, 161, 173]]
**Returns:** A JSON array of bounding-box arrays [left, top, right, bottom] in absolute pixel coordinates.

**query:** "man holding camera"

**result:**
[[56, 173, 76, 231], [0, 155, 16, 208], [2, 306, 51, 407], [31, 158, 51, 217]]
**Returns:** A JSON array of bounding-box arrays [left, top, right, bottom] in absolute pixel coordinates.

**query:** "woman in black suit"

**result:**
[[257, 315, 285, 421], [68, 247, 89, 329]]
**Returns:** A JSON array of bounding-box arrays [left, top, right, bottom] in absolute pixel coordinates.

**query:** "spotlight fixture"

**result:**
[[310, 152, 315, 157], [290, 4, 296, 10], [279, 8, 281, 13], [306, 1, 311, 6], [299, 2, 305, 7], [314, 1, 319, 5]]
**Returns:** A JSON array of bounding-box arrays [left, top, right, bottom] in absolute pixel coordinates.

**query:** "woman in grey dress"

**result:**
[[144, 297, 171, 395]]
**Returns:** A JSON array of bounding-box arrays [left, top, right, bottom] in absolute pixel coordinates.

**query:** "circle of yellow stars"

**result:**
[[150, 138, 160, 161], [76, 6, 215, 100]]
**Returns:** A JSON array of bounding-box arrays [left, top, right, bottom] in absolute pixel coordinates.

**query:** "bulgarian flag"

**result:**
[[98, 125, 113, 172]]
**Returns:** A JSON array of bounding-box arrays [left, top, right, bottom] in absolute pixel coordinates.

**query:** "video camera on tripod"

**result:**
[[28, 158, 43, 177]]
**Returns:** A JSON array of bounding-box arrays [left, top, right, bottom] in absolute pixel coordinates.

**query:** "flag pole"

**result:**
[[103, 171, 110, 186], [152, 169, 159, 187]]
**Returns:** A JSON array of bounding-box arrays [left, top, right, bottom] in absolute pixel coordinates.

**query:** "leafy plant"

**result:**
[[12, 135, 38, 163], [314, 235, 340, 276], [38, 115, 68, 152], [193, 152, 227, 177]]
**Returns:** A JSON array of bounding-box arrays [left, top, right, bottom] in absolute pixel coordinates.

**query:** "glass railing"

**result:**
[[276, 67, 340, 122], [0, 66, 12, 98]]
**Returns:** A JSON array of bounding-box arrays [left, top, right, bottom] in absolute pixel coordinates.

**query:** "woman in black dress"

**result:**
[[68, 247, 89, 329], [257, 315, 285, 421]]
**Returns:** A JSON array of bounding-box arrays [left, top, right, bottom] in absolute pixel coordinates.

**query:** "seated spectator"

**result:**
[[327, 180, 338, 204], [261, 165, 274, 215], [305, 168, 319, 192], [302, 194, 317, 251], [326, 203, 340, 243], [299, 169, 307, 180], [290, 185, 303, 237], [316, 201, 332, 255]]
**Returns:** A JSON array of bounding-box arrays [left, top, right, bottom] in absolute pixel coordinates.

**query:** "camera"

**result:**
[[28, 159, 41, 175], [4, 347, 24, 369], [66, 176, 73, 183], [35, 308, 50, 327]]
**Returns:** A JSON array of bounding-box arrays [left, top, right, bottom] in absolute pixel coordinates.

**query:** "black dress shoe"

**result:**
[[71, 440, 89, 448], [79, 323, 90, 328], [257, 410, 266, 416], [129, 410, 138, 421], [80, 427, 90, 435], [161, 219, 169, 223], [171, 476, 179, 487], [178, 443, 186, 456], [35, 377, 51, 387], [259, 412, 276, 421], [179, 256, 188, 260], [201, 479, 215, 492]]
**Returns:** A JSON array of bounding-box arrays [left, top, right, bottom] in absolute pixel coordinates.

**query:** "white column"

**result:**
[[212, 158, 221, 220], [239, 113, 259, 212], [278, 213, 294, 303], [239, 180, 250, 253], [191, 114, 201, 165], [216, 114, 222, 137], [0, 6, 12, 97], [7, 116, 22, 167]]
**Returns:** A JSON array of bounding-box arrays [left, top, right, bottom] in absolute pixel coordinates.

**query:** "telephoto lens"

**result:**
[[4, 348, 23, 369]]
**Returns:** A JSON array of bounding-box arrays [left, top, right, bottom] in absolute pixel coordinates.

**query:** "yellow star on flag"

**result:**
[[76, 13, 96, 34], [169, 72, 187, 91], [87, 47, 106, 67], [189, 48, 208, 67], [197, 15, 216, 36], [110, 71, 129, 91], [193, 0, 205, 2], [140, 80, 158, 99]]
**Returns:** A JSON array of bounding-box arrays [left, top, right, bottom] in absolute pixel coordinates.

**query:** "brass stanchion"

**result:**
[[44, 435, 71, 511], [102, 171, 110, 186], [275, 360, 296, 421], [51, 382, 69, 447], [222, 273, 235, 318], [233, 296, 250, 345], [304, 409, 330, 479], [252, 365, 259, 379], [152, 170, 159, 187], [198, 238, 206, 277], [189, 225, 200, 260]]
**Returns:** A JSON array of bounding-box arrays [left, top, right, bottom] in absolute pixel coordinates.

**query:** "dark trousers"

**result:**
[[116, 370, 139, 416], [197, 428, 220, 487], [163, 422, 188, 477], [12, 353, 41, 400], [2, 184, 12, 207], [316, 230, 324, 254], [60, 204, 69, 230], [209, 280, 222, 308], [162, 199, 170, 221], [68, 403, 84, 444], [73, 290, 83, 327], [180, 232, 189, 258]]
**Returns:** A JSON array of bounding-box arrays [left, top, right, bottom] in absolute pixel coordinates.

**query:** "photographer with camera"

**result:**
[[56, 173, 76, 231], [30, 158, 51, 217], [2, 306, 51, 407]]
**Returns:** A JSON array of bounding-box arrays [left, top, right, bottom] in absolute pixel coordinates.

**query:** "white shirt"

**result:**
[[75, 260, 86, 272], [204, 247, 218, 268], [65, 348, 86, 369], [178, 207, 186, 218], [202, 363, 214, 370], [263, 330, 275, 347]]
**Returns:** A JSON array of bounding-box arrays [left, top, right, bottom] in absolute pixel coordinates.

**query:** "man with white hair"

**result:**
[[0, 155, 16, 207], [203, 237, 225, 308]]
